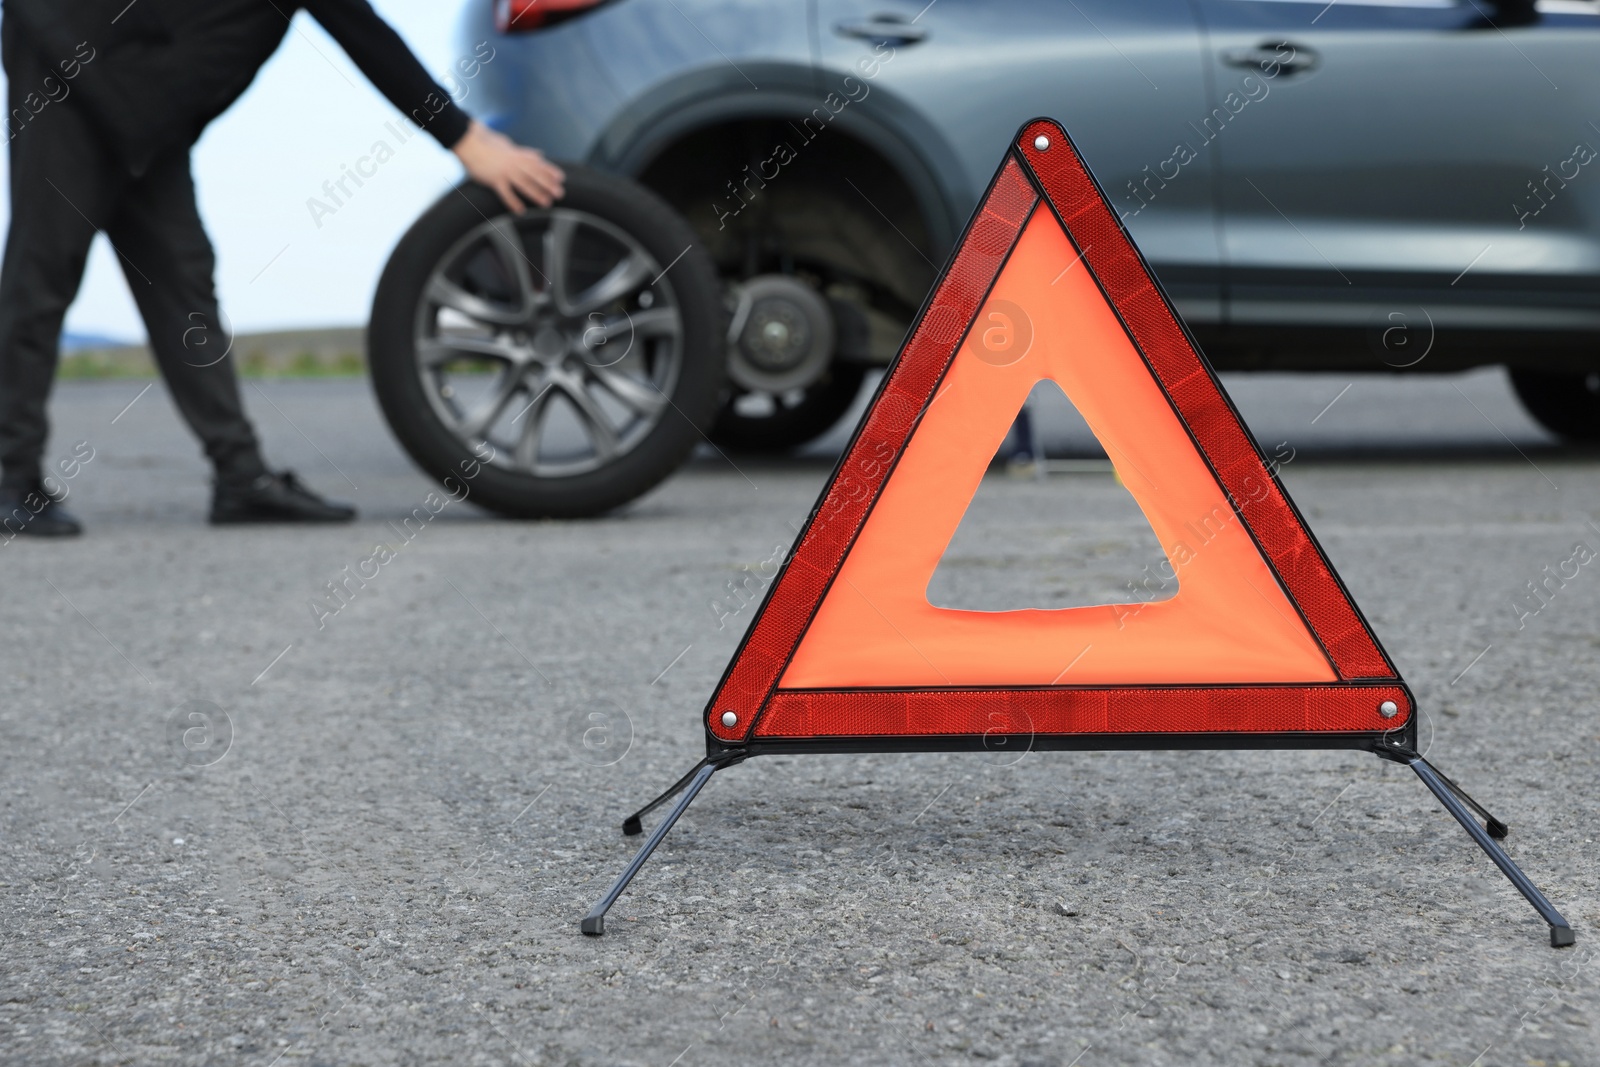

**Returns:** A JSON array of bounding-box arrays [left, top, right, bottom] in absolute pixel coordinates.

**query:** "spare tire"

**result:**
[[368, 168, 725, 518]]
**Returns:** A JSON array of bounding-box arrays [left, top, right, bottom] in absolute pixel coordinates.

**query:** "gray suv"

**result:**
[[462, 0, 1600, 446]]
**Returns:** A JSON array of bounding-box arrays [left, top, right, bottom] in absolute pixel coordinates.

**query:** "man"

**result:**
[[0, 0, 564, 536]]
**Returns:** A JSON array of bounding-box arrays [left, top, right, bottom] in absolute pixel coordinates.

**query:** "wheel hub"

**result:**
[[726, 274, 835, 393], [531, 324, 568, 361], [745, 304, 807, 371]]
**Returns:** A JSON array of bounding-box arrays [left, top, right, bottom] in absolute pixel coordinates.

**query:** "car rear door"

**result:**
[[811, 0, 1223, 326], [1192, 0, 1600, 359]]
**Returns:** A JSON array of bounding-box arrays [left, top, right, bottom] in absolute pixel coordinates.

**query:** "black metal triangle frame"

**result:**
[[579, 122, 1575, 948]]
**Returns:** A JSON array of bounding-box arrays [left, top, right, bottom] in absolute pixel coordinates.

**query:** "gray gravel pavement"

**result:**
[[2, 368, 1597, 1066]]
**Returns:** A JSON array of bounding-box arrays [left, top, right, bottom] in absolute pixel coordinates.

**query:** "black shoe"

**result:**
[[0, 480, 83, 538], [210, 470, 356, 524]]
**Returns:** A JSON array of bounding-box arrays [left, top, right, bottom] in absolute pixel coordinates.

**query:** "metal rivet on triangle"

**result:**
[[1033, 134, 1050, 151], [1379, 700, 1399, 719], [721, 711, 739, 728]]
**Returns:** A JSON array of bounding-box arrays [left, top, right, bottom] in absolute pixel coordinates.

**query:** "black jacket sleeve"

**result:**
[[302, 0, 472, 149]]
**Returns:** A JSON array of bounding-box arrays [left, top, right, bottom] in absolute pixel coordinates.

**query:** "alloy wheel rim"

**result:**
[[414, 208, 683, 479]]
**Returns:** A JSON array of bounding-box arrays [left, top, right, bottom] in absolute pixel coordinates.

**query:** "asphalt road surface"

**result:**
[[2, 369, 1597, 1066]]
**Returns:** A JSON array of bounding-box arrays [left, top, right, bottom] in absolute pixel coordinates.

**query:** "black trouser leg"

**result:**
[[106, 151, 265, 483], [0, 20, 266, 490], [0, 26, 108, 487]]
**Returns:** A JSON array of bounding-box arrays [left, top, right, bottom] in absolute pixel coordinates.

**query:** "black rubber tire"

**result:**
[[1510, 369, 1600, 442], [711, 362, 867, 453], [368, 170, 725, 518]]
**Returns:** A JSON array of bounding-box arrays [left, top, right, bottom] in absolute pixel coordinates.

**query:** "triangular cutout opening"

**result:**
[[927, 379, 1177, 612]]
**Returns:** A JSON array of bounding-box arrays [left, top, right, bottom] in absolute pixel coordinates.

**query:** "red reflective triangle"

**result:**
[[706, 120, 1405, 745]]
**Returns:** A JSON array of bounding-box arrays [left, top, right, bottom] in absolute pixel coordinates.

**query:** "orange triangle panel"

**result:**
[[705, 121, 1406, 745]]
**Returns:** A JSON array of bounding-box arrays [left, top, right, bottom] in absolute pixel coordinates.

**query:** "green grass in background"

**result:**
[[59, 349, 367, 380], [60, 327, 371, 380]]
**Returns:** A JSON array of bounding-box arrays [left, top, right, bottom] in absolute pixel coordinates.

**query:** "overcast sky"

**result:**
[[0, 0, 478, 343]]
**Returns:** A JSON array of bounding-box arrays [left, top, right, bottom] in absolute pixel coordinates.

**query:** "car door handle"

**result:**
[[1222, 41, 1319, 76], [834, 16, 928, 47]]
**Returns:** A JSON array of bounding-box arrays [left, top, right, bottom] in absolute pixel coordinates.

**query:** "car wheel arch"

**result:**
[[588, 68, 968, 268]]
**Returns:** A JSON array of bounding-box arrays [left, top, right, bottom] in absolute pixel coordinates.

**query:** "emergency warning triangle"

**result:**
[[706, 120, 1407, 746]]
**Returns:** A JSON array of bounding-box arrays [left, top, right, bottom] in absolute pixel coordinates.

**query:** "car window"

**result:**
[[1224, 0, 1599, 9]]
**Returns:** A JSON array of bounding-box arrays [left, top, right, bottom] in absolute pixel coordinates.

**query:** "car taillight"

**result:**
[[494, 0, 608, 34]]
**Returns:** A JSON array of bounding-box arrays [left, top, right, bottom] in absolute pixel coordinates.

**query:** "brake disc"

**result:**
[[725, 274, 836, 393]]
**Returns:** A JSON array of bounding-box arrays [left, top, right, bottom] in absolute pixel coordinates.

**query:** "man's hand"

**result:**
[[452, 120, 565, 213]]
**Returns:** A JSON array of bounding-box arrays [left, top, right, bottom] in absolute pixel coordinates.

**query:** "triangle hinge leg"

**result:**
[[620, 750, 748, 836], [1416, 756, 1510, 839], [581, 760, 721, 936], [621, 757, 710, 837], [1408, 756, 1574, 948]]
